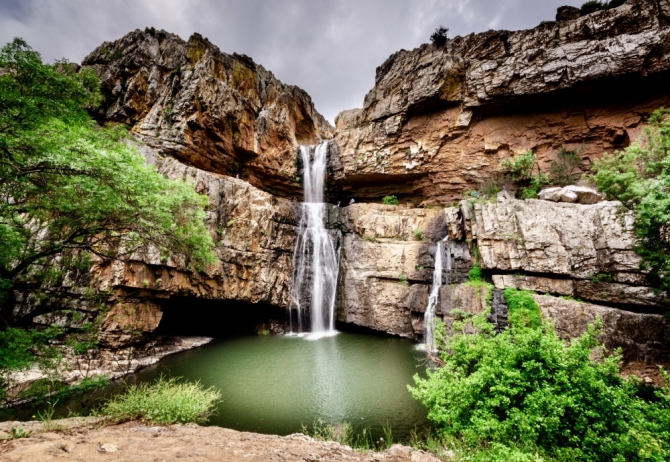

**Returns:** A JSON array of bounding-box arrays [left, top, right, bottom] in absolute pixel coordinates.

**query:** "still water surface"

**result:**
[[2, 332, 430, 438], [138, 332, 430, 437]]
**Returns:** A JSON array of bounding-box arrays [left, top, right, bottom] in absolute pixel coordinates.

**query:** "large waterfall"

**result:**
[[289, 142, 340, 338], [424, 238, 452, 353]]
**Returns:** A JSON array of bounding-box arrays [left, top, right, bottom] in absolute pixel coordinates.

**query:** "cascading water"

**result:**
[[424, 237, 452, 353], [289, 142, 341, 338]]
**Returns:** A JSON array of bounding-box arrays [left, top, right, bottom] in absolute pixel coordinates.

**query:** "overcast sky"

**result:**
[[0, 0, 581, 122]]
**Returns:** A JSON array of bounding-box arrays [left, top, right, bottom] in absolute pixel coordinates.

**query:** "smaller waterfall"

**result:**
[[424, 237, 452, 353], [290, 142, 341, 338]]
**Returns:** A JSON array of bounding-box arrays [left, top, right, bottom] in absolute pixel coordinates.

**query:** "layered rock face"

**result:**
[[83, 29, 333, 198], [44, 1, 670, 379], [332, 0, 670, 204]]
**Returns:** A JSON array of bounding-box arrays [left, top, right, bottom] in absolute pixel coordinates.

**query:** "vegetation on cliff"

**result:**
[[410, 293, 670, 461], [591, 108, 670, 297], [0, 38, 216, 395]]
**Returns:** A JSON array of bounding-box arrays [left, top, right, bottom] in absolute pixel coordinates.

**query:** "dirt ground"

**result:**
[[0, 418, 445, 462]]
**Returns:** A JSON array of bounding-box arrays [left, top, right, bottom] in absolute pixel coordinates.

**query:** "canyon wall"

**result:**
[[332, 0, 670, 204], [23, 0, 670, 377]]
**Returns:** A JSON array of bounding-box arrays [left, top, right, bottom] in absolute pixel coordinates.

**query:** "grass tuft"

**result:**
[[99, 376, 221, 425]]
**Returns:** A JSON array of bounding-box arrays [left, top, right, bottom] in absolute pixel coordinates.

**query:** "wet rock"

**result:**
[[487, 289, 509, 334]]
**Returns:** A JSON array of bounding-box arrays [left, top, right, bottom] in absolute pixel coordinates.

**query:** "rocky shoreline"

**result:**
[[0, 418, 444, 462]]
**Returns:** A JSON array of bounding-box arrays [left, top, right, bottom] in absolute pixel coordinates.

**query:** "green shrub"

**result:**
[[412, 228, 425, 241], [398, 273, 408, 285], [550, 147, 582, 186], [409, 308, 670, 461], [500, 151, 537, 181], [382, 195, 399, 205], [468, 265, 483, 282], [503, 287, 542, 329], [591, 272, 614, 284], [100, 376, 221, 425], [520, 173, 550, 199], [591, 108, 670, 296], [580, 0, 627, 15]]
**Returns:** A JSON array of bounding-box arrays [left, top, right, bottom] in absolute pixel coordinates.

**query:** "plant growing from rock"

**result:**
[[413, 228, 425, 241], [382, 195, 399, 205], [591, 107, 670, 298], [430, 26, 449, 48], [550, 147, 583, 186]]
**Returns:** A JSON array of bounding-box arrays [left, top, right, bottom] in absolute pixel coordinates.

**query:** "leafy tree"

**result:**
[[591, 108, 670, 295], [0, 38, 217, 325], [409, 293, 670, 460]]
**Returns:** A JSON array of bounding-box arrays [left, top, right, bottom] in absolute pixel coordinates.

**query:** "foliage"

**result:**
[[410, 296, 670, 461], [362, 235, 376, 242], [519, 173, 550, 199], [430, 26, 449, 48], [0, 38, 217, 323], [590, 108, 670, 294], [503, 288, 541, 329], [413, 228, 425, 241], [0, 326, 63, 381], [500, 151, 537, 182], [580, 0, 627, 15], [550, 147, 582, 186], [468, 265, 483, 282], [4, 426, 33, 440], [99, 376, 221, 425], [398, 273, 408, 285], [301, 419, 394, 451], [591, 272, 614, 284], [382, 195, 399, 205]]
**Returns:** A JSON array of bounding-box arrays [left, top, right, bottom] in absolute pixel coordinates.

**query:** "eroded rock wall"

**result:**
[[332, 0, 670, 204], [83, 29, 333, 199]]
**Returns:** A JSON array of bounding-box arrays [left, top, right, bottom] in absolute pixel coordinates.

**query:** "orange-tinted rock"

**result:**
[[83, 30, 333, 199]]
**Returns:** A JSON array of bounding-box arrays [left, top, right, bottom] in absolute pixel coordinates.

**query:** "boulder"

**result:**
[[538, 186, 605, 204]]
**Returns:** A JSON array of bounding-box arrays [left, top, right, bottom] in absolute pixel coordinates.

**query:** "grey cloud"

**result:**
[[0, 0, 582, 122]]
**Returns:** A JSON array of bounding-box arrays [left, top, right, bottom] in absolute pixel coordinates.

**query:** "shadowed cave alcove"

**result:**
[[155, 297, 290, 337]]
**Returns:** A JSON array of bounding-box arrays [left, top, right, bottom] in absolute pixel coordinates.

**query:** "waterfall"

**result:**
[[290, 142, 340, 337], [424, 237, 452, 353]]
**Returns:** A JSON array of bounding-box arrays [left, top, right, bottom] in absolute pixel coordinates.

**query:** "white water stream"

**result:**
[[290, 142, 340, 338], [424, 237, 452, 353]]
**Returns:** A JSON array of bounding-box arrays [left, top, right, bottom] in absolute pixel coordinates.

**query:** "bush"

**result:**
[[591, 108, 670, 295], [503, 288, 542, 329], [100, 376, 221, 425], [430, 26, 449, 48], [550, 147, 582, 186], [468, 265, 483, 282], [500, 151, 537, 181], [382, 195, 399, 205], [519, 173, 549, 199], [409, 303, 670, 460]]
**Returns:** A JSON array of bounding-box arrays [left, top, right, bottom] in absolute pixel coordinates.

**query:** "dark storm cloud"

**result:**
[[0, 0, 581, 122]]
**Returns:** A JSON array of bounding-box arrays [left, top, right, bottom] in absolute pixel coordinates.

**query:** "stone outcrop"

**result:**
[[332, 0, 670, 204], [33, 0, 668, 380], [83, 29, 333, 199], [0, 420, 443, 462]]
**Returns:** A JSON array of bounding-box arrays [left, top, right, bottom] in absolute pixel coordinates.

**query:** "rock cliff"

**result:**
[[83, 29, 333, 199], [332, 0, 670, 204], [21, 0, 670, 383]]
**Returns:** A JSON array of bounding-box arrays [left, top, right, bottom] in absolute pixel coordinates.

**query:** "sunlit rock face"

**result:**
[[50, 0, 670, 371], [83, 29, 333, 199], [331, 0, 670, 204]]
